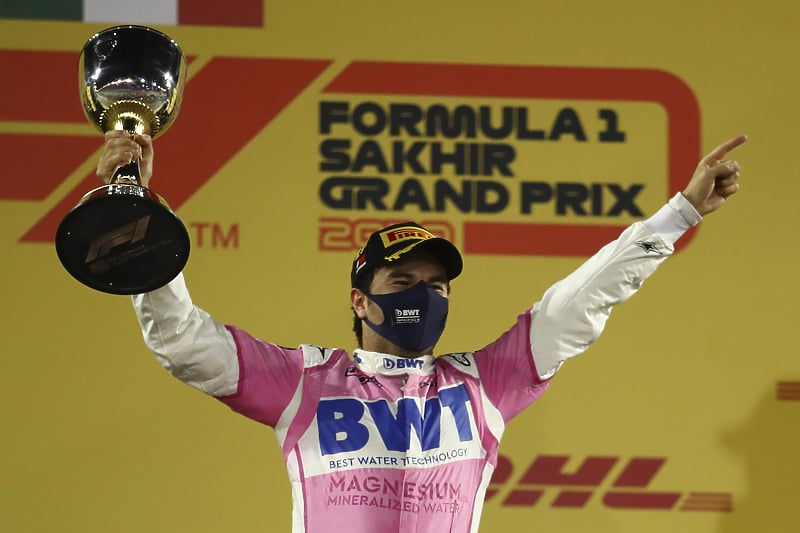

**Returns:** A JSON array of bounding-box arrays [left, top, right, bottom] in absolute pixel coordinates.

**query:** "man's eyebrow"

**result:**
[[428, 274, 449, 284]]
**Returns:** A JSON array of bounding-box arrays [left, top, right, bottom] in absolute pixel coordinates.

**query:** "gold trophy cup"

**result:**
[[55, 25, 190, 295]]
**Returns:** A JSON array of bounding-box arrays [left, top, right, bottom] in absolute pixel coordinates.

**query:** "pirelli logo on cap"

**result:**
[[380, 226, 436, 247]]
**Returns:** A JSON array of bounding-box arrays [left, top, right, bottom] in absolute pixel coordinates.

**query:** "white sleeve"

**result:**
[[131, 273, 240, 396], [531, 193, 701, 380]]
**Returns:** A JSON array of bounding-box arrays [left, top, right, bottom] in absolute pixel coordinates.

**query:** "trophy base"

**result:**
[[55, 183, 190, 295]]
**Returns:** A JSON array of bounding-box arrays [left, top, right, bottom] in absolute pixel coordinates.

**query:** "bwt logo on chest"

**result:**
[[317, 383, 474, 455]]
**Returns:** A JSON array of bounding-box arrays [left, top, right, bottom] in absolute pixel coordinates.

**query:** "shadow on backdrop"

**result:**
[[716, 383, 800, 532]]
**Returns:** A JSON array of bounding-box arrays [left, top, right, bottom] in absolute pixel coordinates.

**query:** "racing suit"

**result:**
[[132, 194, 701, 532]]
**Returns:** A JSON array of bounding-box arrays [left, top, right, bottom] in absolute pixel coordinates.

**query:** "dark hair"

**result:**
[[352, 267, 376, 347]]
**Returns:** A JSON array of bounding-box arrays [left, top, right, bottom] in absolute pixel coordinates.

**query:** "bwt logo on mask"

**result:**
[[317, 383, 473, 455], [394, 308, 422, 325], [383, 357, 424, 370]]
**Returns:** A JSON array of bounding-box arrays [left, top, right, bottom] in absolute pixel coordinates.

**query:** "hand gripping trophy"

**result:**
[[55, 25, 190, 295]]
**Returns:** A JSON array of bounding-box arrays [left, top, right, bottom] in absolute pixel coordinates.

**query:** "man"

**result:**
[[99, 131, 745, 532]]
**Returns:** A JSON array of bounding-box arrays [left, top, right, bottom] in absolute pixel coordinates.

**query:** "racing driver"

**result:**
[[98, 131, 746, 532]]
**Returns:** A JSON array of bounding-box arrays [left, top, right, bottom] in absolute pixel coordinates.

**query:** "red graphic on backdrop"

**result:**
[[777, 381, 800, 401], [5, 53, 700, 259], [486, 454, 732, 512], [0, 50, 331, 243], [179, 0, 263, 27]]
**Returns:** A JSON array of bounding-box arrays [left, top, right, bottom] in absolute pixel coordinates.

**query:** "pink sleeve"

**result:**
[[216, 325, 305, 427], [473, 310, 550, 422]]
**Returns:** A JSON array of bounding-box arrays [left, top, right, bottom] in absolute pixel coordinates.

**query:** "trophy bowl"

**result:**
[[55, 25, 190, 295]]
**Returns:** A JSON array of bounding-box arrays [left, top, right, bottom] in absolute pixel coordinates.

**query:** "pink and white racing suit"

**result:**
[[132, 194, 700, 532]]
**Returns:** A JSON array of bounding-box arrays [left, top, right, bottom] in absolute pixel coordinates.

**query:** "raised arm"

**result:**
[[530, 135, 747, 379], [97, 131, 240, 396]]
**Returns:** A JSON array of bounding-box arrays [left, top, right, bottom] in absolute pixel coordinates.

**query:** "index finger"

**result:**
[[702, 134, 748, 166]]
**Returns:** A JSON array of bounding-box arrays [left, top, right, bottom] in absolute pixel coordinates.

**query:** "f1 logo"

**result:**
[[85, 215, 150, 263]]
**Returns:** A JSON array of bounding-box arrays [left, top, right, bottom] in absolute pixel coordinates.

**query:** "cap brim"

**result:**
[[411, 237, 463, 281]]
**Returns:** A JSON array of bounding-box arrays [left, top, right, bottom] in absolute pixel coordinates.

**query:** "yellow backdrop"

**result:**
[[1, 2, 796, 532]]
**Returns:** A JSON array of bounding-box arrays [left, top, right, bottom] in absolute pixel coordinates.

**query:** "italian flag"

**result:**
[[0, 0, 263, 27]]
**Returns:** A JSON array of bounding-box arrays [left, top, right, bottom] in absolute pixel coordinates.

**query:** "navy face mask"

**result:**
[[364, 281, 449, 353]]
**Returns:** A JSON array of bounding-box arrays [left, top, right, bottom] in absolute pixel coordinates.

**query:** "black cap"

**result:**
[[350, 222, 463, 287]]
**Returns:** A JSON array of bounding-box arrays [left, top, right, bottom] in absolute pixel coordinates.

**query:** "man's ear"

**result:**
[[350, 288, 368, 319]]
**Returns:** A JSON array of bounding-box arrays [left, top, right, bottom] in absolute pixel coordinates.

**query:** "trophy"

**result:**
[[55, 25, 190, 295]]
